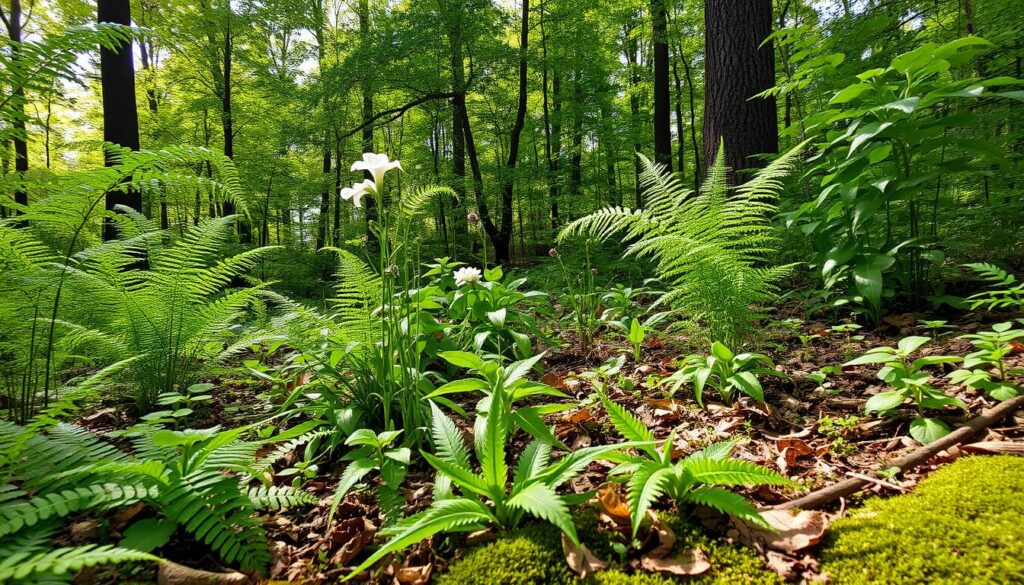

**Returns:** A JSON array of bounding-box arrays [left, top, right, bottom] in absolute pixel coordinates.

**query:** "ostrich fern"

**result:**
[[558, 143, 804, 347]]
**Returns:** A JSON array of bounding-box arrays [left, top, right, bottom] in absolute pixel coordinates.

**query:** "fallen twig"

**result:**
[[774, 395, 1024, 510]]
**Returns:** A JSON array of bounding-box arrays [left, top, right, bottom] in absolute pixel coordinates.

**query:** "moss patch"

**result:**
[[435, 510, 781, 585], [821, 455, 1024, 584]]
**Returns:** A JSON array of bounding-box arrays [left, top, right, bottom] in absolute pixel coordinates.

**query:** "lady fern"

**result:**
[[559, 143, 805, 347]]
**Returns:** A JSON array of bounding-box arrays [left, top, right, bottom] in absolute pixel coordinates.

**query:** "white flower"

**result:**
[[453, 266, 482, 287], [340, 179, 375, 208], [351, 152, 402, 190]]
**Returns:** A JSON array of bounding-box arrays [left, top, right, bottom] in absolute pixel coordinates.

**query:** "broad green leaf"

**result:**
[[897, 336, 930, 355], [421, 451, 490, 498], [439, 351, 484, 370], [507, 482, 578, 544], [684, 486, 768, 528], [424, 378, 489, 399], [865, 390, 907, 414], [909, 417, 950, 444], [732, 372, 764, 402]]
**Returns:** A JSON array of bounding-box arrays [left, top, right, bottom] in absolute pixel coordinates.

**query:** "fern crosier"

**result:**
[[558, 143, 804, 347]]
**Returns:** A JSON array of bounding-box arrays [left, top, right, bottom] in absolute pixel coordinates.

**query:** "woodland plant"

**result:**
[[551, 244, 601, 353], [342, 361, 645, 581], [559, 144, 803, 348], [329, 428, 410, 527], [964, 263, 1024, 312], [781, 37, 1022, 321], [947, 322, 1024, 401], [661, 342, 780, 407], [844, 336, 964, 443], [0, 418, 317, 580], [599, 395, 795, 536]]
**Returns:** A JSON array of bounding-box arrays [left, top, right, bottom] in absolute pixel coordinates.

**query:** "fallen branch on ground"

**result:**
[[774, 394, 1024, 511]]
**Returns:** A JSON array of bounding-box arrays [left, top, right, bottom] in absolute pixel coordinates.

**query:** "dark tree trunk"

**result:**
[[333, 134, 343, 245], [540, 2, 561, 229], [487, 0, 529, 265], [444, 0, 468, 238], [672, 56, 685, 180], [5, 0, 29, 216], [316, 144, 331, 249], [624, 18, 644, 208], [651, 0, 672, 172], [98, 0, 142, 241], [702, 0, 778, 181]]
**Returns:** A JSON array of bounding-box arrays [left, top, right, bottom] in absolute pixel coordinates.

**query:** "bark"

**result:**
[[679, 45, 701, 189], [6, 0, 29, 214], [98, 0, 143, 241], [540, 1, 561, 228], [624, 18, 644, 208], [359, 0, 376, 234], [651, 0, 672, 172], [702, 0, 779, 181], [442, 0, 468, 238], [671, 57, 685, 179]]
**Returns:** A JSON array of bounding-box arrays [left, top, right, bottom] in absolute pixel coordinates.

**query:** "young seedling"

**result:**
[[917, 319, 954, 341], [844, 336, 964, 444], [143, 383, 214, 429], [947, 322, 1024, 401], [628, 318, 646, 362]]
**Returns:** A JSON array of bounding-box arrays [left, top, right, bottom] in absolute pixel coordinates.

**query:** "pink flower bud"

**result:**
[[467, 212, 479, 224]]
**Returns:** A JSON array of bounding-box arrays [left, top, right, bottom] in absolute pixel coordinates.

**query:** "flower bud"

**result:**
[[548, 248, 558, 258], [467, 212, 479, 224]]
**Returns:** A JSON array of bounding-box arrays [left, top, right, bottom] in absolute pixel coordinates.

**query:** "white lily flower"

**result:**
[[340, 179, 375, 208], [453, 266, 482, 287], [351, 152, 402, 190]]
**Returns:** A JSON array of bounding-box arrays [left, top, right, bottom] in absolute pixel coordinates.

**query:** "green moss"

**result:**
[[435, 510, 781, 585], [821, 455, 1024, 585]]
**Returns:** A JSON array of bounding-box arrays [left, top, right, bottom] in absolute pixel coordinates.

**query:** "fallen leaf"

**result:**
[[596, 484, 631, 526], [328, 517, 377, 566], [542, 372, 568, 390], [640, 548, 711, 576], [1009, 340, 1024, 355], [157, 561, 251, 585], [396, 564, 432, 585], [776, 438, 813, 473], [753, 509, 829, 554], [564, 408, 595, 424], [561, 533, 607, 578], [644, 511, 676, 560], [883, 313, 915, 327], [110, 502, 147, 532]]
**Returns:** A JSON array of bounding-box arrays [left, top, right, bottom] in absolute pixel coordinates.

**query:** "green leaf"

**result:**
[[121, 518, 177, 553], [626, 461, 673, 537], [853, 264, 883, 309], [344, 429, 379, 447], [429, 401, 471, 468], [341, 498, 496, 582], [505, 352, 545, 385], [731, 371, 764, 402], [680, 456, 794, 488], [440, 351, 484, 371], [865, 391, 907, 414], [424, 378, 489, 399], [684, 487, 768, 528], [513, 440, 552, 489], [710, 342, 734, 362], [599, 395, 655, 455], [328, 458, 377, 525], [909, 417, 950, 444], [830, 83, 873, 104], [897, 336, 931, 355], [507, 482, 579, 544], [421, 451, 490, 498]]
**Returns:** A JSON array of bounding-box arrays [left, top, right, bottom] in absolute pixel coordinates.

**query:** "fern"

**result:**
[[559, 142, 805, 347], [964, 263, 1024, 312], [0, 544, 158, 583]]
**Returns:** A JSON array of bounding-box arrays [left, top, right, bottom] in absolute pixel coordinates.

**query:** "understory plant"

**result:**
[[551, 243, 600, 353], [661, 342, 779, 407], [947, 322, 1024, 401], [844, 336, 964, 443], [342, 358, 643, 581], [329, 428, 410, 526], [599, 395, 794, 537], [964, 263, 1024, 312], [0, 418, 317, 580], [559, 143, 803, 348]]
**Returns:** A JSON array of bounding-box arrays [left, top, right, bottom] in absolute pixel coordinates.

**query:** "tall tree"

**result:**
[[702, 0, 778, 180], [359, 0, 376, 234], [2, 0, 29, 214], [98, 0, 142, 241], [651, 0, 672, 174]]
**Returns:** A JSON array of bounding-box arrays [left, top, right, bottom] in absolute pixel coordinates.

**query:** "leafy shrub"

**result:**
[[947, 322, 1024, 401], [964, 263, 1024, 312], [844, 335, 965, 443], [660, 342, 779, 407], [559, 144, 802, 348], [821, 456, 1024, 584], [0, 419, 316, 578], [599, 395, 794, 537]]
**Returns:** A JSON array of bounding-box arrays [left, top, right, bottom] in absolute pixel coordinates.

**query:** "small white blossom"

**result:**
[[453, 266, 482, 287], [320, 327, 331, 337], [351, 152, 402, 190], [340, 179, 375, 208]]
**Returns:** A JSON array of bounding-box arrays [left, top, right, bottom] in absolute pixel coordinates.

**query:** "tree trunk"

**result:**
[[702, 0, 778, 181], [677, 43, 701, 189], [487, 0, 529, 265], [443, 0, 468, 239], [540, 1, 561, 229], [623, 18, 644, 208], [5, 0, 29, 215], [651, 0, 672, 172], [359, 0, 376, 236], [98, 0, 142, 241]]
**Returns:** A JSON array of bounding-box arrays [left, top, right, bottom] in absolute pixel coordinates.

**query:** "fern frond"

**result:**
[[246, 485, 318, 510], [0, 544, 157, 582], [682, 486, 768, 528], [0, 483, 156, 539], [680, 457, 794, 487]]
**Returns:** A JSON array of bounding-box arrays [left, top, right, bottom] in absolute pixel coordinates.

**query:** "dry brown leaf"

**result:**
[[883, 313, 915, 327], [395, 564, 432, 585], [564, 408, 595, 424], [157, 561, 251, 585], [640, 548, 711, 576], [542, 372, 568, 390], [329, 517, 377, 566], [645, 511, 676, 560], [596, 484, 631, 526], [110, 502, 147, 531], [776, 438, 813, 473], [561, 533, 608, 578], [754, 509, 829, 554]]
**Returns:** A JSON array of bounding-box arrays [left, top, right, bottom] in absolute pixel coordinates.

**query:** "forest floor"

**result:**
[[73, 301, 1024, 584]]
